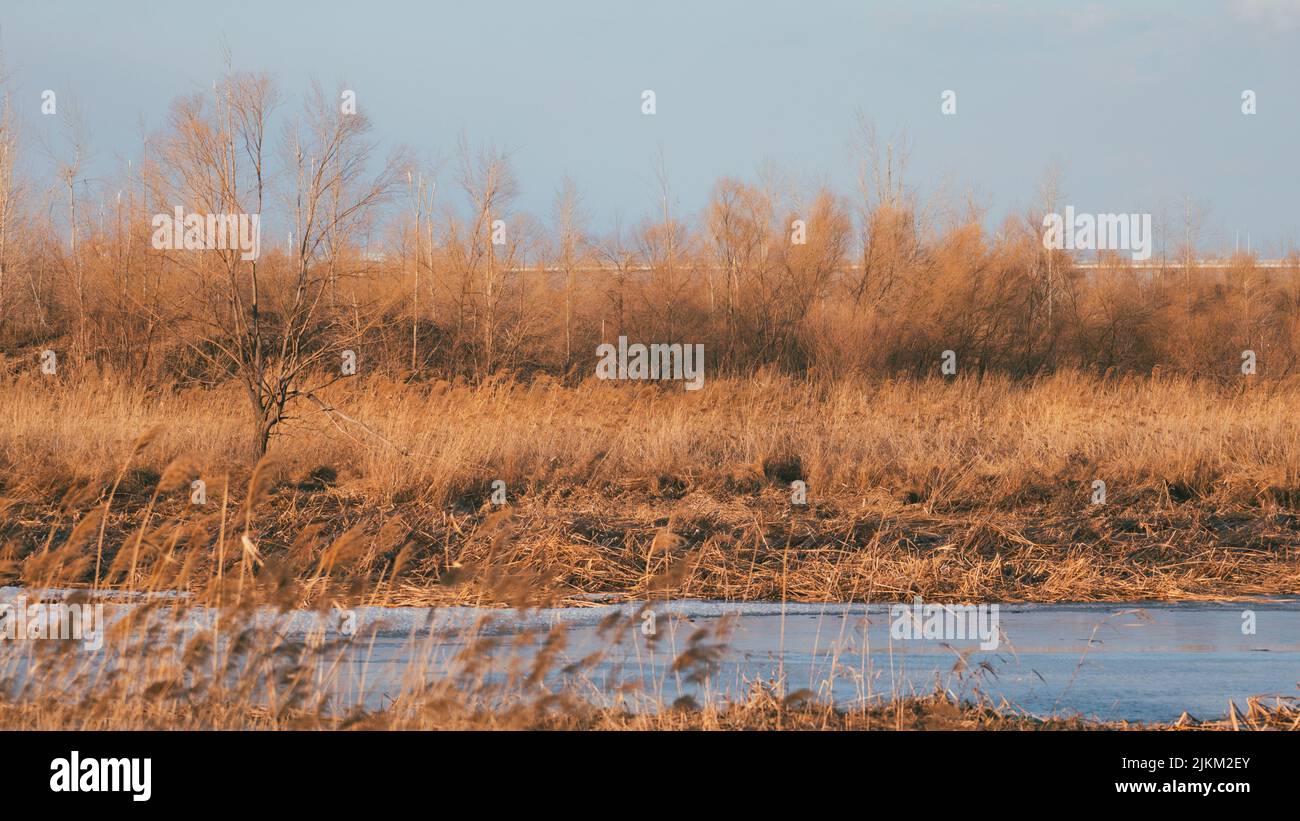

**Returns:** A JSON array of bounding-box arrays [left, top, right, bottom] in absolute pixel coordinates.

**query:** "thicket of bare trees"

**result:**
[[3, 65, 1300, 427]]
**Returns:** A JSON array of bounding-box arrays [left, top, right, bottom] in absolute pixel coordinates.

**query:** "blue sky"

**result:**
[[2, 0, 1297, 252]]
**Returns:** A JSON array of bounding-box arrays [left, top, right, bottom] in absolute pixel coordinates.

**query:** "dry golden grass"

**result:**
[[2, 369, 1299, 604], [2, 368, 1296, 734], [8, 687, 1293, 731]]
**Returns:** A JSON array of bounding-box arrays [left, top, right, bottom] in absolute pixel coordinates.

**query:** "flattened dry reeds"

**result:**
[[1, 371, 1297, 605]]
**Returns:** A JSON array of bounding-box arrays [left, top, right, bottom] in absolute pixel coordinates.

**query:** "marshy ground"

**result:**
[[2, 371, 1298, 730], [2, 370, 1297, 606]]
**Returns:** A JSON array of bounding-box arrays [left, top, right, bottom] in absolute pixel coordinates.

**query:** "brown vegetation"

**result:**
[[0, 60, 1296, 733], [1, 69, 1298, 465], [0, 64, 1294, 603], [2, 371, 1297, 604]]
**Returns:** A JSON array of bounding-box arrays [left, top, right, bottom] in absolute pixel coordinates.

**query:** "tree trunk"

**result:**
[[248, 394, 276, 459]]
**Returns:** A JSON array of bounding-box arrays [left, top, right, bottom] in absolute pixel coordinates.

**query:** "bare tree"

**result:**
[[552, 175, 586, 368], [454, 136, 518, 376], [636, 148, 692, 342], [706, 176, 773, 363], [1033, 161, 1064, 325], [595, 216, 635, 342], [41, 100, 91, 358], [405, 167, 436, 370], [849, 114, 920, 311], [0, 63, 21, 334], [157, 70, 404, 457]]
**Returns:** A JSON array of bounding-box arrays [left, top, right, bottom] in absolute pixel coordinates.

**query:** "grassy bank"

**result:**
[[6, 690, 1295, 731], [2, 370, 1298, 604]]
